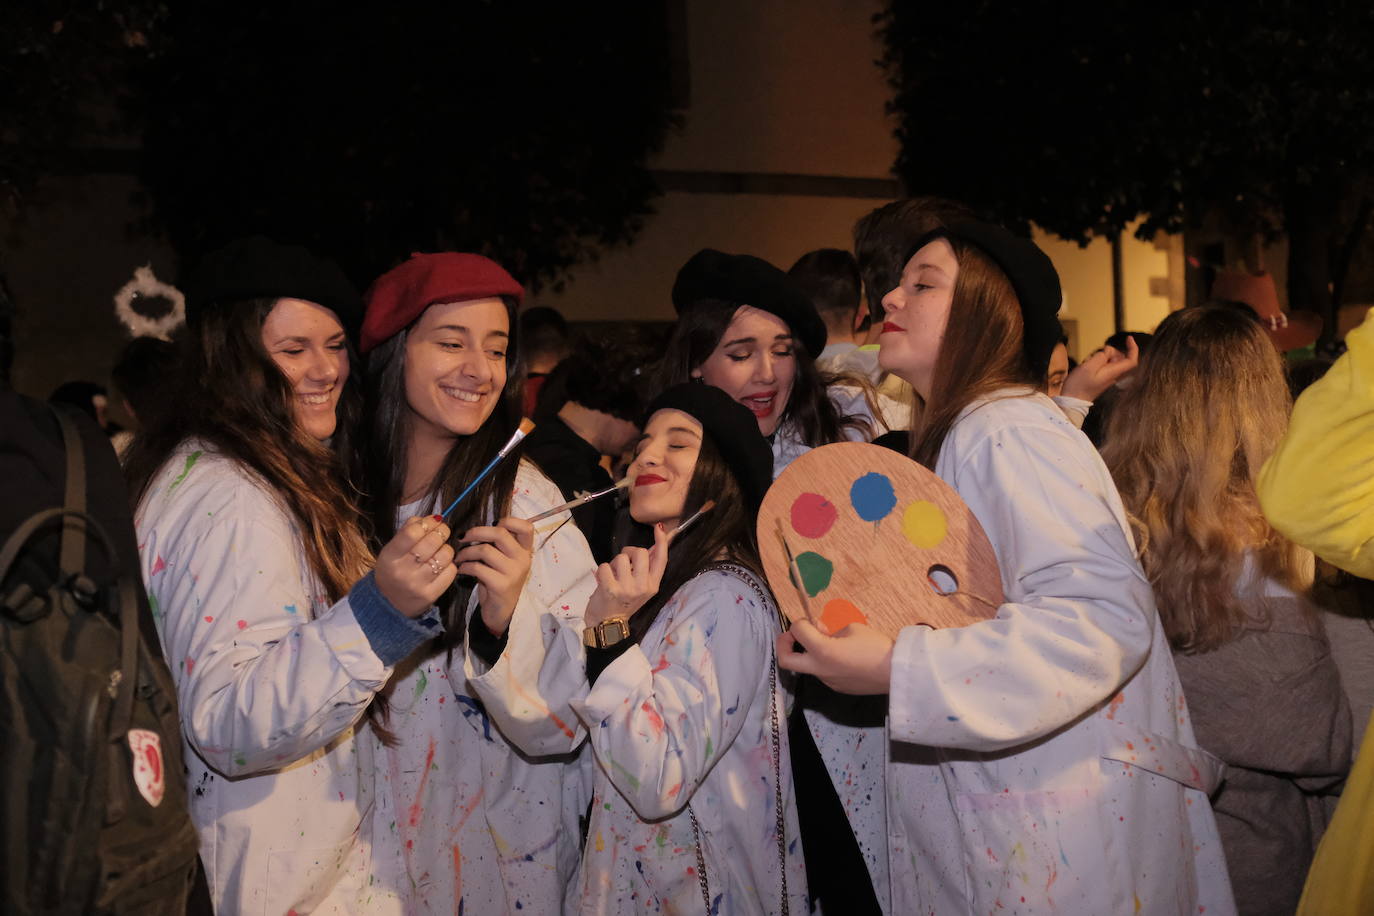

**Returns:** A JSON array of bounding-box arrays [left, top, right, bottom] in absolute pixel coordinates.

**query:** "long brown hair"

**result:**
[[906, 240, 1037, 468], [657, 298, 878, 445], [124, 298, 373, 602], [1101, 306, 1312, 653]]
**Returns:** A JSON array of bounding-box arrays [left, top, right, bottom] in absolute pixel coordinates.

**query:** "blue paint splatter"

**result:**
[[725, 695, 740, 715], [947, 715, 959, 721], [284, 604, 297, 615], [850, 472, 897, 522], [456, 695, 493, 741]]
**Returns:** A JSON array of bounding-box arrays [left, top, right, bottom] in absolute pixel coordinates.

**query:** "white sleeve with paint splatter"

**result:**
[[138, 449, 389, 777], [463, 460, 597, 755], [887, 407, 1156, 752], [573, 570, 773, 821]]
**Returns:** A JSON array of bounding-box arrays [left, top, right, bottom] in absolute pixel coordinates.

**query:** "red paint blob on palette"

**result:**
[[820, 598, 868, 633], [790, 492, 838, 538]]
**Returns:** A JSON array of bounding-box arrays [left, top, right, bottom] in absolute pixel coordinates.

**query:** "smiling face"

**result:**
[[403, 297, 509, 442], [627, 408, 702, 529], [260, 297, 349, 441], [692, 306, 796, 437], [877, 238, 958, 399]]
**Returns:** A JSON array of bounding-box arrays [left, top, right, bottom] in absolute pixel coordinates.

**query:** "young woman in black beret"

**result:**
[[556, 383, 806, 914], [125, 237, 460, 913], [659, 248, 893, 914], [778, 222, 1235, 915]]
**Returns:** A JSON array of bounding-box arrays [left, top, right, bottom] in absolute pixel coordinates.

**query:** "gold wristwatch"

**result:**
[[584, 616, 630, 649]]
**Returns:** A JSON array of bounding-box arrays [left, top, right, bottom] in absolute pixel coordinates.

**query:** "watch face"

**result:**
[[605, 619, 629, 643]]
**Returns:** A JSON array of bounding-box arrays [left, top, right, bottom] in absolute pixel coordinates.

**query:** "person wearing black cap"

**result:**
[[778, 222, 1235, 915], [663, 248, 896, 913], [661, 248, 900, 471], [124, 237, 460, 913], [544, 383, 807, 914]]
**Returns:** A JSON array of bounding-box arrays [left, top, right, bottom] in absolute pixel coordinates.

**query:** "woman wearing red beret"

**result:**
[[357, 252, 597, 914]]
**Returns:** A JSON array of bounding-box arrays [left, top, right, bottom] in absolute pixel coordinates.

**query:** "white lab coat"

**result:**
[[367, 460, 597, 913], [137, 443, 396, 914], [885, 390, 1235, 915]]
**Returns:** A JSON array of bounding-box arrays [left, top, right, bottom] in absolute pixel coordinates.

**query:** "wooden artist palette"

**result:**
[[757, 441, 1003, 638]]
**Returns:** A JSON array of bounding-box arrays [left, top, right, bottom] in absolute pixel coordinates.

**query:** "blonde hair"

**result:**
[[1102, 306, 1312, 653]]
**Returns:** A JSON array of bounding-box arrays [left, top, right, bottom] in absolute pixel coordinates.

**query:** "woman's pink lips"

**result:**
[[881, 321, 905, 334], [635, 474, 667, 487], [741, 391, 777, 418]]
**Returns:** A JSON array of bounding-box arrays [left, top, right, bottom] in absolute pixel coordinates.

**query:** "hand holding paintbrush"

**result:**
[[583, 501, 715, 627]]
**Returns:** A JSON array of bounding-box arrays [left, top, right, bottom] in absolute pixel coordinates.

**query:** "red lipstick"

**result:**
[[634, 474, 667, 487], [881, 321, 905, 334]]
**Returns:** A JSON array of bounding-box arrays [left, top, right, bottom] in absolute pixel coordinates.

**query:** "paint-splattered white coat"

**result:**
[[138, 444, 597, 914], [367, 460, 597, 913], [885, 391, 1235, 915], [472, 566, 808, 915], [137, 442, 393, 914]]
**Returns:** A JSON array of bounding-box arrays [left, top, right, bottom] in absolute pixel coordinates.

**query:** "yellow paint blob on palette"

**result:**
[[757, 441, 1004, 639]]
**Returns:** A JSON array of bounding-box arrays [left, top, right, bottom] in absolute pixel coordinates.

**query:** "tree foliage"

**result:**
[[879, 0, 1374, 341], [0, 1, 164, 209], [135, 1, 679, 291]]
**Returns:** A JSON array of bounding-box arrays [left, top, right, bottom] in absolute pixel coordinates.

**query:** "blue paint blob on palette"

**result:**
[[850, 472, 897, 522]]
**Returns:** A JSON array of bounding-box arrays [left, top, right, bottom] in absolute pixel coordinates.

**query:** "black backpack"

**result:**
[[1, 406, 200, 914]]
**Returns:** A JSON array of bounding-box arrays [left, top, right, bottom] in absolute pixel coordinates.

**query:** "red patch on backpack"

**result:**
[[127, 729, 165, 807]]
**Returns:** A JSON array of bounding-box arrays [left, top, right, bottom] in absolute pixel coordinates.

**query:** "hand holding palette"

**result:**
[[757, 441, 1003, 638]]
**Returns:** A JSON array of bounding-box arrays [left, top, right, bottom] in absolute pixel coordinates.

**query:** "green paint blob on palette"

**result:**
[[761, 441, 1005, 638]]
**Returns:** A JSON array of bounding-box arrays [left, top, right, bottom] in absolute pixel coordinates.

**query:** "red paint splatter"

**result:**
[[1105, 693, 1124, 720], [641, 702, 665, 735], [985, 846, 999, 863], [236, 619, 247, 630], [204, 615, 214, 623], [151, 555, 166, 575], [407, 738, 437, 827], [185, 657, 195, 674], [791, 492, 838, 538], [651, 654, 670, 673]]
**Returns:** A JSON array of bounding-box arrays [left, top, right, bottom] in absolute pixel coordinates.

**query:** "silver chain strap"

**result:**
[[689, 563, 789, 916]]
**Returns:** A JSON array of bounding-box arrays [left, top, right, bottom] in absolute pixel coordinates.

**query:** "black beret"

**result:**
[[671, 249, 827, 358], [908, 221, 1063, 379], [643, 383, 775, 511], [185, 236, 362, 339]]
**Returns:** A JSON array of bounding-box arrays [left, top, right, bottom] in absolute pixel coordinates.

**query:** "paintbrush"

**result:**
[[524, 477, 631, 524], [440, 418, 536, 521], [774, 519, 817, 625], [667, 499, 716, 543]]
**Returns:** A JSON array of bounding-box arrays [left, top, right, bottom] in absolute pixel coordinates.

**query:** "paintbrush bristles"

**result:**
[[668, 499, 716, 542], [517, 417, 536, 436]]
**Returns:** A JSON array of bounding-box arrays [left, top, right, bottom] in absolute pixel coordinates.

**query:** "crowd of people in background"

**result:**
[[3, 194, 1373, 916]]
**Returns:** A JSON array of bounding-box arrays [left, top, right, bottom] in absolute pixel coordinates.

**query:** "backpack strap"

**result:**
[[54, 404, 87, 577]]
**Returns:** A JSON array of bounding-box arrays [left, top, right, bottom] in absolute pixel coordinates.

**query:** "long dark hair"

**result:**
[[361, 295, 525, 642], [907, 240, 1038, 468], [124, 297, 373, 602], [626, 430, 764, 645], [657, 298, 876, 445]]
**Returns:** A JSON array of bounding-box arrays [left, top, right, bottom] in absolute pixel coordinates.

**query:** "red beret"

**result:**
[[360, 252, 524, 353]]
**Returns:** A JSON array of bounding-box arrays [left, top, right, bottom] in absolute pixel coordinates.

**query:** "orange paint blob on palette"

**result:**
[[757, 441, 1004, 638]]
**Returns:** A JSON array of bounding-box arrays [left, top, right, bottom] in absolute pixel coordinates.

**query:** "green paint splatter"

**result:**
[[148, 591, 161, 619], [655, 829, 667, 850], [234, 754, 247, 767], [609, 757, 642, 792], [795, 552, 834, 597], [414, 668, 429, 699], [704, 735, 713, 759], [168, 450, 203, 492]]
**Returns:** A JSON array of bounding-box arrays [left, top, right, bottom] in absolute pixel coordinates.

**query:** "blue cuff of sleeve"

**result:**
[[349, 572, 442, 666]]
